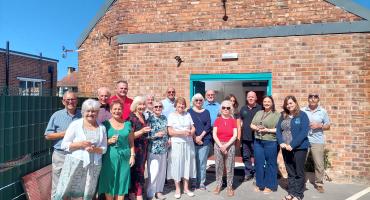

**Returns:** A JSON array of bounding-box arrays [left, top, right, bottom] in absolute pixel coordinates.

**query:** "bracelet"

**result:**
[[130, 154, 135, 157]]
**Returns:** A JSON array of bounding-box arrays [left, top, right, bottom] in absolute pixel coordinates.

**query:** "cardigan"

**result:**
[[61, 118, 107, 167], [276, 111, 309, 149]]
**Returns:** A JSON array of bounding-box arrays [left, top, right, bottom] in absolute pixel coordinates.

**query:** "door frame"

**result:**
[[189, 72, 272, 99]]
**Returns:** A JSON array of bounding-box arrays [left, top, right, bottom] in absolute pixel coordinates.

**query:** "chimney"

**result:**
[[67, 67, 76, 75]]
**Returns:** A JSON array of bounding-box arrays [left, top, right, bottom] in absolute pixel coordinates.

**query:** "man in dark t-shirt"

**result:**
[[239, 91, 262, 181]]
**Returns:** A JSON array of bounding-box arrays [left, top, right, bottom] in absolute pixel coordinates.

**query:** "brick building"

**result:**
[[76, 0, 370, 183], [0, 47, 58, 96]]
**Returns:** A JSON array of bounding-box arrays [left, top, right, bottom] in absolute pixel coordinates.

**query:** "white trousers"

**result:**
[[146, 153, 167, 198]]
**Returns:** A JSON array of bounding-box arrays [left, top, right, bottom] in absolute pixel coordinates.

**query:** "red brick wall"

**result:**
[[0, 52, 57, 93], [78, 0, 370, 183]]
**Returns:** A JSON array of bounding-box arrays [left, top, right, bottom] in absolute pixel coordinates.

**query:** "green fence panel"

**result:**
[[0, 96, 89, 199]]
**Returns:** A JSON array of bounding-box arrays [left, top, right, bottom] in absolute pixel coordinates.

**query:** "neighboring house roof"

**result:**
[[0, 48, 58, 63], [76, 0, 370, 48], [57, 71, 78, 87]]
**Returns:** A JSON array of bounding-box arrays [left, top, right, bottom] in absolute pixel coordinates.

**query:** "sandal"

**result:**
[[254, 187, 261, 192], [282, 194, 294, 200]]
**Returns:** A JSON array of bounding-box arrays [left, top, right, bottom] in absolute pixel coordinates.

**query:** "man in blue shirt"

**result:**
[[203, 90, 220, 126], [44, 91, 81, 198], [302, 93, 330, 193], [161, 87, 176, 118]]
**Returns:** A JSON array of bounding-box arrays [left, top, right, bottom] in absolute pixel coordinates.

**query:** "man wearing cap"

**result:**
[[302, 93, 331, 193]]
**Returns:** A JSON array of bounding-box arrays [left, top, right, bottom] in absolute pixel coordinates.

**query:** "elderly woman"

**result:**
[[129, 96, 151, 200], [212, 100, 237, 197], [54, 99, 107, 200], [276, 96, 309, 200], [188, 93, 212, 190], [250, 96, 280, 194], [167, 97, 196, 199], [146, 100, 169, 200], [98, 100, 135, 200]]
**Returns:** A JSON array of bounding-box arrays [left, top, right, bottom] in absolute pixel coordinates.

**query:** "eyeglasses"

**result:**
[[154, 105, 163, 109], [222, 106, 231, 110], [63, 98, 77, 102], [207, 94, 215, 96], [195, 99, 203, 102], [167, 91, 176, 94], [308, 94, 319, 99]]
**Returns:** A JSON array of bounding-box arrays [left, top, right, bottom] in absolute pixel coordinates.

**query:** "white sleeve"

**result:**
[[167, 113, 175, 127], [61, 122, 77, 152], [99, 125, 108, 154]]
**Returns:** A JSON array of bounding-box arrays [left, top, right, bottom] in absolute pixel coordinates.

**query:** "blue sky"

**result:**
[[0, 0, 369, 80]]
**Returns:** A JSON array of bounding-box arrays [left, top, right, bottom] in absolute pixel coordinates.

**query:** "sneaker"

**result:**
[[174, 193, 181, 199], [315, 185, 325, 193]]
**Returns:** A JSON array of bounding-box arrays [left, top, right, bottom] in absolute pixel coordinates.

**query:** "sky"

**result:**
[[0, 0, 369, 80]]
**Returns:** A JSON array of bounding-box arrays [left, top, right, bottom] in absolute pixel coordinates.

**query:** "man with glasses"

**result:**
[[302, 93, 330, 193], [203, 90, 220, 126], [97, 87, 112, 123], [161, 87, 176, 118], [239, 91, 262, 182], [44, 91, 82, 198], [109, 80, 133, 121]]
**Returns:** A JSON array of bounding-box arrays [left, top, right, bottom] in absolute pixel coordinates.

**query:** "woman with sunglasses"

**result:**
[[146, 100, 169, 200], [167, 97, 196, 199], [212, 100, 237, 197], [250, 96, 280, 194], [188, 93, 212, 190], [276, 96, 309, 200]]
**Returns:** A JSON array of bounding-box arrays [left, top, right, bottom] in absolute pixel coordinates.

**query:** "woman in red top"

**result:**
[[212, 100, 238, 197]]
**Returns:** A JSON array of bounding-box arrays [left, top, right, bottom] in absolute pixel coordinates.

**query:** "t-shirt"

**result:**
[[167, 112, 194, 143], [214, 117, 237, 142]]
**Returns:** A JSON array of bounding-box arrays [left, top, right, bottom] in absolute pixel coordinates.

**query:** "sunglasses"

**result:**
[[154, 105, 163, 109], [195, 99, 203, 102], [167, 91, 176, 94], [222, 106, 231, 110], [308, 94, 319, 99]]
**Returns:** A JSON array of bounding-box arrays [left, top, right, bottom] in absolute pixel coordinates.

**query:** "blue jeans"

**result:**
[[254, 139, 278, 191], [194, 144, 211, 188]]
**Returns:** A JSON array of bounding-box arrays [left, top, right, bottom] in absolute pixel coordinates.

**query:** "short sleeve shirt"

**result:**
[[240, 104, 262, 141], [44, 109, 82, 150], [109, 95, 133, 121], [167, 112, 194, 143], [251, 110, 281, 141], [302, 106, 330, 144], [214, 117, 237, 142]]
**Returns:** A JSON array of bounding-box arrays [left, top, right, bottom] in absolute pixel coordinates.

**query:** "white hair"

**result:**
[[191, 93, 204, 107], [219, 100, 234, 116], [130, 96, 146, 112], [81, 99, 101, 115]]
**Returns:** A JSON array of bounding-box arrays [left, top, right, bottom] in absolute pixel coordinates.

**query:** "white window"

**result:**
[[17, 77, 46, 96]]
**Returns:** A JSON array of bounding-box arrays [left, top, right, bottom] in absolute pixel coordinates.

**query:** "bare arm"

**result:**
[[168, 126, 188, 137], [45, 132, 65, 140], [224, 128, 237, 148]]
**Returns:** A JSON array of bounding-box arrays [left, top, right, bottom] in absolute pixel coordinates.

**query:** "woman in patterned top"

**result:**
[[129, 96, 151, 200], [276, 96, 309, 200], [146, 100, 169, 200]]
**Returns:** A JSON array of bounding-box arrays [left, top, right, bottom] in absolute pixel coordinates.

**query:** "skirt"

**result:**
[[167, 141, 196, 182], [54, 155, 101, 200]]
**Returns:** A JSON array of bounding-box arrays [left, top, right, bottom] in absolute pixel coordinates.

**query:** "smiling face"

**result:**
[[167, 88, 176, 101], [263, 97, 273, 111], [116, 82, 128, 98], [176, 102, 186, 114], [136, 102, 146, 114], [62, 92, 78, 112], [308, 94, 320, 109], [286, 99, 297, 113], [110, 102, 123, 120], [83, 109, 98, 123], [98, 89, 110, 105], [153, 102, 163, 116], [205, 90, 216, 102], [246, 91, 257, 106], [220, 100, 233, 117]]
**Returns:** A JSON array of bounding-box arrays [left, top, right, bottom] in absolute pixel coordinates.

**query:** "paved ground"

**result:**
[[160, 169, 369, 200]]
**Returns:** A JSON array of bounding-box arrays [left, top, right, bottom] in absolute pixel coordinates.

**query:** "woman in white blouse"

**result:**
[[167, 97, 196, 199], [54, 99, 107, 200]]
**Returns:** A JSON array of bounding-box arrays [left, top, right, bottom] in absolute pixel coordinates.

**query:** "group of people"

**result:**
[[45, 80, 330, 200]]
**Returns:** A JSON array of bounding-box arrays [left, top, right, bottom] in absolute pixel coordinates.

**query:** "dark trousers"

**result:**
[[241, 140, 254, 176], [254, 139, 278, 191], [282, 149, 308, 199]]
